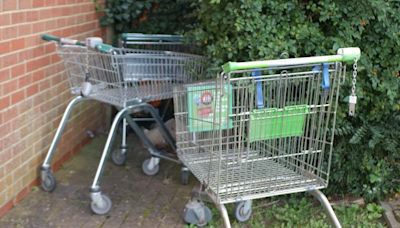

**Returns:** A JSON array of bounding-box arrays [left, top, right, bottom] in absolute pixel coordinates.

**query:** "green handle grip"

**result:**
[[222, 47, 361, 73], [95, 44, 113, 53], [41, 34, 61, 42], [42, 34, 114, 53], [41, 34, 85, 46]]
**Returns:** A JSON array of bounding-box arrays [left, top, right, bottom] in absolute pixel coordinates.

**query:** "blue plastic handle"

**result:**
[[251, 70, 264, 109], [322, 63, 330, 90], [312, 63, 330, 90]]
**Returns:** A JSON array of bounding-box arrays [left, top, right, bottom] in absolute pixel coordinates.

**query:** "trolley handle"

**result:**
[[222, 47, 361, 73], [121, 33, 184, 43], [41, 34, 114, 53]]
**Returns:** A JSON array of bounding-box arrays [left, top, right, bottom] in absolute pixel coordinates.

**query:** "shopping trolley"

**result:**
[[109, 33, 202, 175], [39, 34, 206, 215], [173, 48, 361, 227]]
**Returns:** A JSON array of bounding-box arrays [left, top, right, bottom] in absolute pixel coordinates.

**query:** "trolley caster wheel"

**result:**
[[41, 170, 57, 192], [181, 167, 190, 185], [234, 200, 252, 222], [183, 200, 212, 227], [111, 148, 127, 166], [90, 194, 112, 215], [142, 158, 160, 176]]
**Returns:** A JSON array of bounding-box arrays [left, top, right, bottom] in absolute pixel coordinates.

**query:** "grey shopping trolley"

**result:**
[[173, 48, 361, 227], [39, 33, 206, 215]]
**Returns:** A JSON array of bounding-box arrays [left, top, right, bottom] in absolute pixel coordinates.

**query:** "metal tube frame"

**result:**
[[42, 96, 87, 169], [309, 189, 342, 228], [90, 102, 179, 192]]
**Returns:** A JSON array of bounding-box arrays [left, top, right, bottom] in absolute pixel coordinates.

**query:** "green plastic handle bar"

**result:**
[[41, 34, 61, 42], [41, 34, 113, 53], [222, 47, 361, 73], [95, 44, 113, 53], [121, 33, 183, 42], [41, 34, 85, 46]]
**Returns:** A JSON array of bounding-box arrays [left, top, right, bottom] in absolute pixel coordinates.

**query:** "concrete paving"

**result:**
[[0, 134, 196, 228]]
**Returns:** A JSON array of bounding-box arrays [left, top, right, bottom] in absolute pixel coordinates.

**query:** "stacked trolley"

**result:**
[[174, 48, 361, 227], [40, 33, 206, 214]]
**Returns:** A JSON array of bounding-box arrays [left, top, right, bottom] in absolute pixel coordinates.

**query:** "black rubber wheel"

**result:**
[[234, 200, 252, 222], [142, 158, 160, 176], [41, 171, 57, 192], [90, 194, 112, 215], [111, 149, 127, 166]]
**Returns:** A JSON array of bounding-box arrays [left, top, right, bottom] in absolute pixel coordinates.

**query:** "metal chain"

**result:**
[[351, 58, 358, 96]]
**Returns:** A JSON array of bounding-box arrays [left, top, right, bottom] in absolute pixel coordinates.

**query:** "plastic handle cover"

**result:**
[[95, 44, 113, 53], [41, 34, 61, 42], [251, 70, 264, 109], [322, 63, 330, 90]]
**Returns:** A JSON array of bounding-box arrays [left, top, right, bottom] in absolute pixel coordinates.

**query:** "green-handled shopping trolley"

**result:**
[[173, 48, 360, 227]]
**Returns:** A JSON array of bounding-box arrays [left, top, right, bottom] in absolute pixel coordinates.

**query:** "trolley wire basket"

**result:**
[[39, 33, 207, 216], [59, 44, 205, 107], [120, 33, 199, 53], [174, 48, 361, 227]]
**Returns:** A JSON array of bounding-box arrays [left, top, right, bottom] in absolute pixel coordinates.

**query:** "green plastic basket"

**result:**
[[249, 105, 309, 142]]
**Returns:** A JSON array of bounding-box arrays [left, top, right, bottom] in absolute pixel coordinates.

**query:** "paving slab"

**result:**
[[0, 134, 197, 228]]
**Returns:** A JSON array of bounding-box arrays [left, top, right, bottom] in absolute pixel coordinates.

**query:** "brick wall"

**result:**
[[0, 0, 106, 217]]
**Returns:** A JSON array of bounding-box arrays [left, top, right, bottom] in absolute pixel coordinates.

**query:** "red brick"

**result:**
[[0, 69, 11, 83], [17, 24, 32, 37], [11, 12, 26, 24], [45, 0, 57, 6], [19, 0, 33, 9], [2, 53, 19, 68], [0, 14, 11, 27], [18, 75, 32, 88], [2, 0, 17, 11], [14, 186, 29, 204], [32, 69, 45, 81], [1, 80, 18, 96], [0, 200, 14, 219], [39, 79, 50, 91], [0, 97, 10, 109], [32, 0, 46, 7], [2, 106, 18, 124], [26, 84, 39, 97], [26, 11, 39, 22], [10, 38, 25, 52], [11, 90, 25, 104], [11, 64, 26, 77], [39, 9, 53, 20], [1, 27, 18, 41], [0, 42, 10, 53], [32, 21, 46, 33], [27, 56, 51, 72]]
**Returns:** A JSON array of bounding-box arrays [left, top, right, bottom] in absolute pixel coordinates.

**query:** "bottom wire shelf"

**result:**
[[71, 83, 176, 107], [179, 147, 327, 204]]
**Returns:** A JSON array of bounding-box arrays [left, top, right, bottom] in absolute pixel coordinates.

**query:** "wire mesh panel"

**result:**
[[174, 62, 345, 204], [121, 33, 199, 54], [57, 44, 206, 107]]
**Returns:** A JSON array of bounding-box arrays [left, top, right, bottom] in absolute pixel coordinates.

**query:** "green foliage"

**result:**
[[95, 0, 195, 36], [189, 196, 385, 227], [95, 0, 153, 34], [132, 0, 197, 34], [98, 0, 400, 200], [187, 0, 400, 200]]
